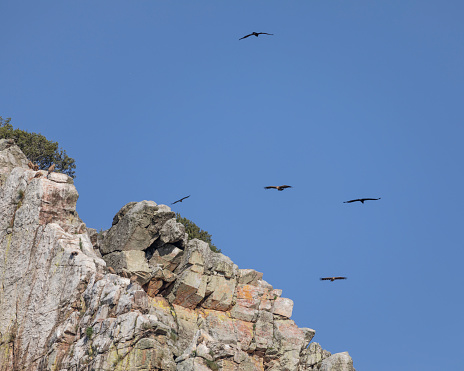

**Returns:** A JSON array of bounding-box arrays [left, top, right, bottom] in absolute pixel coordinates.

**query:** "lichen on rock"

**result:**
[[0, 141, 355, 370]]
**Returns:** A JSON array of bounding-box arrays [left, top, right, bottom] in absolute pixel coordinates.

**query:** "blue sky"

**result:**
[[1, 1, 464, 369]]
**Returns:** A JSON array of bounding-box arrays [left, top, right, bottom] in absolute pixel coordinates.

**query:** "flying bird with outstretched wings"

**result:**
[[264, 185, 292, 191], [343, 198, 381, 204], [239, 32, 273, 40], [320, 277, 347, 282], [172, 195, 190, 205]]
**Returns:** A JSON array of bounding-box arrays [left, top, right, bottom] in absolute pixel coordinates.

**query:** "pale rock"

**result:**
[[239, 269, 264, 285], [299, 342, 332, 370], [149, 243, 183, 271], [257, 279, 273, 291], [273, 297, 294, 318], [159, 218, 186, 244], [0, 144, 355, 370], [175, 238, 211, 275], [230, 304, 259, 322], [112, 201, 137, 225], [169, 270, 208, 308], [254, 311, 274, 351], [47, 172, 71, 183], [0, 138, 16, 151], [101, 200, 175, 254], [320, 352, 355, 371], [209, 252, 239, 278], [103, 250, 151, 283], [202, 275, 236, 311], [271, 289, 282, 298], [0, 142, 28, 187], [177, 358, 211, 371], [203, 310, 238, 345]]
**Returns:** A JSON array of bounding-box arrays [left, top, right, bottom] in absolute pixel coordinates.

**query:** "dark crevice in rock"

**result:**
[[144, 238, 160, 261]]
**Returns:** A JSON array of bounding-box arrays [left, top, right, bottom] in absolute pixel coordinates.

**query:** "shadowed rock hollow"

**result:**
[[0, 139, 355, 370]]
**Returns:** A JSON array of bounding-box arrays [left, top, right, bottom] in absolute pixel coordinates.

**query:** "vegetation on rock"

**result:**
[[176, 213, 221, 253], [0, 116, 76, 178]]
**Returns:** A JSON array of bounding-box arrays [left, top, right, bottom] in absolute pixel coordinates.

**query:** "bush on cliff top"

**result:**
[[176, 213, 221, 253], [0, 116, 76, 178]]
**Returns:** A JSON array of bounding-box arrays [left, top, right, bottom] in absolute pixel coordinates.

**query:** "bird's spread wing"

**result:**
[[239, 34, 252, 40], [257, 32, 273, 35], [361, 198, 381, 201], [334, 277, 347, 280], [320, 277, 331, 281], [279, 185, 292, 189], [264, 186, 278, 189], [172, 195, 190, 204], [343, 199, 359, 203]]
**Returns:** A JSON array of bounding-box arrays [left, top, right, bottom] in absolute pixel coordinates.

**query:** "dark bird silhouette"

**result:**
[[320, 277, 347, 282], [239, 32, 273, 40], [172, 195, 190, 205], [343, 198, 381, 204], [264, 185, 292, 191]]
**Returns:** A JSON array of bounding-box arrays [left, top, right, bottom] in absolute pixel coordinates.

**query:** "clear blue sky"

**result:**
[[2, 1, 464, 369]]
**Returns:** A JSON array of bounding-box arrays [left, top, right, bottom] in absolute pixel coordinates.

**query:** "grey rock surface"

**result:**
[[0, 144, 355, 371]]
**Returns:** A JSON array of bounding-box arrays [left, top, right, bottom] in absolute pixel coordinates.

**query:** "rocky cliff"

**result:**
[[0, 139, 355, 371]]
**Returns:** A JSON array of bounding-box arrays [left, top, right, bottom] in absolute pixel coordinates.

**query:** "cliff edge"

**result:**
[[0, 139, 355, 371]]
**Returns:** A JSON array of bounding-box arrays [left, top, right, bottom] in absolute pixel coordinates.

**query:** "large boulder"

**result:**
[[320, 352, 355, 371], [100, 201, 176, 255]]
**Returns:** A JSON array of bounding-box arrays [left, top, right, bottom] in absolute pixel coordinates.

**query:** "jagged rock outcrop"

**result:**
[[0, 141, 355, 370]]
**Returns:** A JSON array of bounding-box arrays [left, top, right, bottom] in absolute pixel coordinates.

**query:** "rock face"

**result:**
[[0, 142, 355, 370]]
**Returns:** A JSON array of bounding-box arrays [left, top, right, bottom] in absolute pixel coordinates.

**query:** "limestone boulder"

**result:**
[[239, 269, 264, 285], [0, 141, 28, 186], [101, 200, 175, 254], [159, 218, 186, 245], [299, 342, 332, 370], [273, 297, 294, 318], [149, 243, 184, 271], [103, 250, 152, 284], [320, 352, 355, 371], [175, 238, 212, 275], [209, 252, 239, 278], [0, 144, 356, 371], [169, 270, 208, 308], [202, 275, 236, 311]]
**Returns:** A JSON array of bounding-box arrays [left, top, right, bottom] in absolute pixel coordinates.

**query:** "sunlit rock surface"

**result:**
[[0, 142, 355, 370]]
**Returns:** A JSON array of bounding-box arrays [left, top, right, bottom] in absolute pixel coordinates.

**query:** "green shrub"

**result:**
[[205, 358, 219, 371], [0, 116, 76, 178], [85, 326, 93, 339], [176, 213, 221, 253]]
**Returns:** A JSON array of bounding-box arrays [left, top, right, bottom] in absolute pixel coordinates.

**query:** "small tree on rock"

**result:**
[[0, 117, 76, 178], [176, 213, 221, 253]]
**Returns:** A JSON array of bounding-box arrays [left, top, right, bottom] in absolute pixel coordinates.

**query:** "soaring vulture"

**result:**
[[172, 195, 190, 205], [320, 277, 347, 282], [239, 32, 273, 40], [343, 198, 381, 204], [264, 185, 292, 191]]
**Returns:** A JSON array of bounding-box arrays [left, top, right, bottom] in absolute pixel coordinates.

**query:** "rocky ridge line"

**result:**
[[0, 139, 355, 370]]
